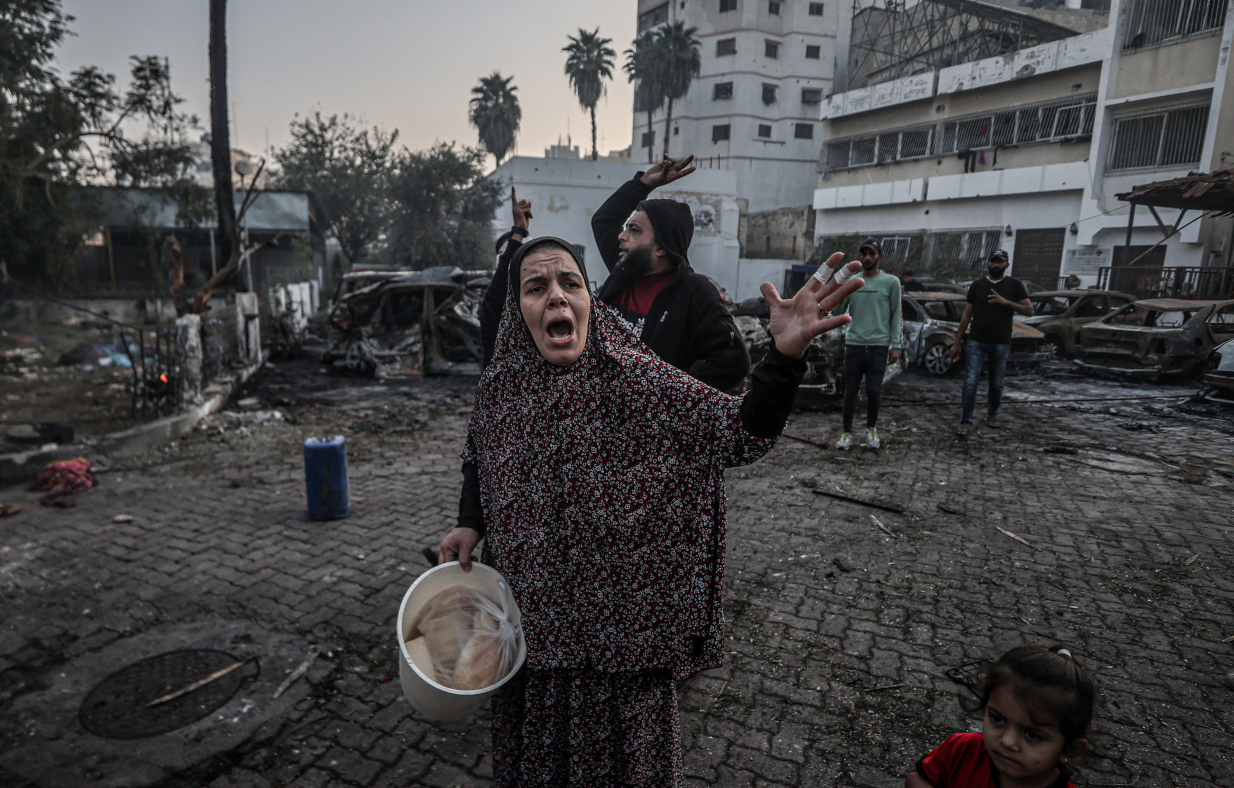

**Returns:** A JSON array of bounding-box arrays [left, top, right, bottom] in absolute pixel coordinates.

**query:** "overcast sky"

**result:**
[[55, 0, 637, 166]]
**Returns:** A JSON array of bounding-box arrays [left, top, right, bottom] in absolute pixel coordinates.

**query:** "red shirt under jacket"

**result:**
[[618, 271, 675, 317]]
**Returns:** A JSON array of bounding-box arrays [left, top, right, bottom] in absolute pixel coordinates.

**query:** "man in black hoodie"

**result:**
[[591, 154, 750, 392]]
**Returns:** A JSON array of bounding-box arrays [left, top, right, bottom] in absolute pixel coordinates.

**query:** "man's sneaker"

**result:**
[[866, 428, 881, 449], [836, 433, 854, 450]]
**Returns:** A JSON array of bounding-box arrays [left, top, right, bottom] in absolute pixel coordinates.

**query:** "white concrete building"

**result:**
[[490, 157, 770, 298], [633, 0, 842, 212], [810, 0, 1234, 297]]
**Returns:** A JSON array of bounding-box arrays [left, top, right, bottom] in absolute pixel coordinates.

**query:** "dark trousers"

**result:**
[[960, 340, 1011, 424], [842, 345, 889, 433]]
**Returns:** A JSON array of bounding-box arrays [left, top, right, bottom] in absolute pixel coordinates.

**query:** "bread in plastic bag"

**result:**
[[412, 583, 518, 690]]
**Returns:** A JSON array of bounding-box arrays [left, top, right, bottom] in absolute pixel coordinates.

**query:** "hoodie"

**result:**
[[591, 175, 750, 392]]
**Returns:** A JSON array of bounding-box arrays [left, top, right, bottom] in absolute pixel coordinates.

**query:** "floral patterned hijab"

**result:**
[[463, 236, 777, 678]]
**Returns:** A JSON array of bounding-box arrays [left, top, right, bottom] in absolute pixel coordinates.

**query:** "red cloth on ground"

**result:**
[[30, 458, 96, 494], [916, 732, 1075, 788], [618, 271, 674, 317]]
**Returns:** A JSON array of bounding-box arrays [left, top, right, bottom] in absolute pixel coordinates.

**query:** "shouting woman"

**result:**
[[436, 236, 863, 787]]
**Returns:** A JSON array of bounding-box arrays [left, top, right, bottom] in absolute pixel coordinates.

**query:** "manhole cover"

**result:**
[[78, 649, 257, 739]]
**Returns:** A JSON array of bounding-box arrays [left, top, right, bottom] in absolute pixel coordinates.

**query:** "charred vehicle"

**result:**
[[324, 266, 489, 378], [1199, 338, 1234, 405], [1015, 290, 1137, 358], [1075, 299, 1234, 380], [731, 296, 905, 397], [901, 292, 1047, 376]]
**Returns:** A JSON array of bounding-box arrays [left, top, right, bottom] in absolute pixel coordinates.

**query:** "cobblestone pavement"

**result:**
[[1, 360, 1232, 788]]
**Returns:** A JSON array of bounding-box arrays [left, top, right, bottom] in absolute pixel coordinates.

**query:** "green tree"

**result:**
[[385, 143, 503, 270], [625, 31, 665, 164], [0, 0, 207, 290], [273, 111, 399, 267], [468, 72, 521, 167], [655, 21, 701, 159], [563, 28, 616, 161]]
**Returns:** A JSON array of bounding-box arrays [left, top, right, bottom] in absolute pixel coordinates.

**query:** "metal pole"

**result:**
[[1123, 203, 1136, 262]]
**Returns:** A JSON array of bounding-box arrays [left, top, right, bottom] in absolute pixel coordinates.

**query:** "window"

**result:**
[[1108, 104, 1209, 170], [720, 0, 738, 11], [765, 39, 781, 58], [638, 2, 669, 32], [1123, 0, 1229, 49], [938, 94, 1098, 154], [758, 124, 773, 138], [806, 44, 821, 59], [825, 123, 934, 169], [713, 82, 734, 100], [762, 84, 778, 105], [713, 124, 731, 142], [641, 130, 655, 148], [809, 1, 825, 14], [716, 38, 737, 56], [801, 88, 823, 105], [794, 123, 814, 139], [769, 0, 782, 14]]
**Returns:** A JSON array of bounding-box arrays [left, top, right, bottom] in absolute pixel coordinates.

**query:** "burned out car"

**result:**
[[1075, 299, 1234, 380], [324, 266, 489, 378], [1015, 290, 1137, 358], [731, 296, 905, 397], [1199, 338, 1234, 405], [901, 292, 1047, 376]]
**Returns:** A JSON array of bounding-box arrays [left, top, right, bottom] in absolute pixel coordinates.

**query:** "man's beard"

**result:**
[[988, 266, 1007, 279], [607, 245, 657, 294]]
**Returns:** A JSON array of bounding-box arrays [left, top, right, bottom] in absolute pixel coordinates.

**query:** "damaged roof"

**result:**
[[1133, 298, 1233, 310], [1117, 170, 1234, 215]]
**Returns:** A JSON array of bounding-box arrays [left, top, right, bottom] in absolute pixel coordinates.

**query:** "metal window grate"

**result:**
[[1123, 0, 1229, 49], [1107, 103, 1209, 171], [816, 227, 1001, 278], [939, 94, 1097, 153], [825, 123, 936, 170]]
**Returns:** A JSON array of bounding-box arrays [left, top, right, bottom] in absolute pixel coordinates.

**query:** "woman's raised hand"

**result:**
[[759, 252, 865, 359]]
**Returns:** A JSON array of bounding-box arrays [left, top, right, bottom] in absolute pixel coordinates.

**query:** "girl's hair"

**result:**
[[962, 645, 1097, 742]]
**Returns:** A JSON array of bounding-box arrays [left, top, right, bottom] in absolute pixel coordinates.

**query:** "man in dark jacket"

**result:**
[[591, 154, 750, 391]]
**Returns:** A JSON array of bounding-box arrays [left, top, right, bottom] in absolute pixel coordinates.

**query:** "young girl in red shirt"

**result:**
[[906, 645, 1097, 788]]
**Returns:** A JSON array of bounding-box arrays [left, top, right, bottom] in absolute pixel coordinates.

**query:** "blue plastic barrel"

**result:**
[[304, 436, 350, 520]]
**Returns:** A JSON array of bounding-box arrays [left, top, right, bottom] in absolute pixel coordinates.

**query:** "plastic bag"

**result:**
[[413, 583, 518, 690]]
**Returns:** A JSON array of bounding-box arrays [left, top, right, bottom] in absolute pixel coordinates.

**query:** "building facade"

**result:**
[[634, 0, 842, 212], [810, 0, 1233, 295]]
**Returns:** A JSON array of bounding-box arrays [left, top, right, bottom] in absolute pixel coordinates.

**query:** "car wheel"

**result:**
[[1042, 336, 1065, 360], [924, 343, 953, 376]]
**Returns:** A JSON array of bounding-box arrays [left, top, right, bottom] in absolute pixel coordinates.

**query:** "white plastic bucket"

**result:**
[[396, 561, 525, 721]]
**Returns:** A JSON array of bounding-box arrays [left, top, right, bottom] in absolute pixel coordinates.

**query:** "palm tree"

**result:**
[[563, 28, 617, 161], [469, 72, 521, 167], [625, 31, 665, 164], [655, 21, 701, 159]]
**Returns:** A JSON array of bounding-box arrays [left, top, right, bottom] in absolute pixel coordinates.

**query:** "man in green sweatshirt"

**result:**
[[835, 238, 902, 449]]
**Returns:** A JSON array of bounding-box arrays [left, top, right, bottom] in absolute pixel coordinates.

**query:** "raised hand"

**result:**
[[639, 154, 697, 189], [511, 187, 533, 230], [759, 252, 865, 359]]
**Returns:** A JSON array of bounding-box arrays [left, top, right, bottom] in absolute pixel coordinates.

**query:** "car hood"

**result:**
[[1014, 315, 1051, 326]]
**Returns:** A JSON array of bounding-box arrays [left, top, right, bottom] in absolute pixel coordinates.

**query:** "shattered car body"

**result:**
[[1015, 290, 1137, 358], [901, 292, 1047, 376], [1075, 299, 1234, 381], [1199, 338, 1234, 405], [732, 298, 905, 397], [324, 266, 489, 378]]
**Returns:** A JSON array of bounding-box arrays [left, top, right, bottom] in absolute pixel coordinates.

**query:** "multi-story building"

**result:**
[[810, 0, 1234, 296], [634, 0, 841, 211]]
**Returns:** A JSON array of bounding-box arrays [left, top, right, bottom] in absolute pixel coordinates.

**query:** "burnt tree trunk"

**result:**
[[209, 0, 237, 278]]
